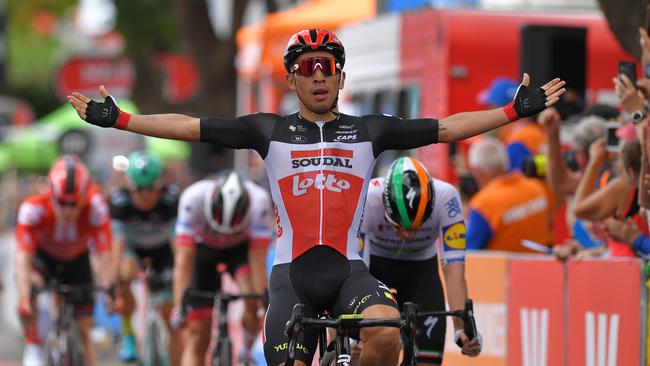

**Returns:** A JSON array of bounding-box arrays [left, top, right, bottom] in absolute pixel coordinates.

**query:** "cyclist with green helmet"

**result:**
[[359, 156, 481, 366], [108, 150, 182, 365]]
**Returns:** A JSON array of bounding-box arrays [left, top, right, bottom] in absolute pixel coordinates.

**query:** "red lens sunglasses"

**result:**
[[291, 56, 340, 77]]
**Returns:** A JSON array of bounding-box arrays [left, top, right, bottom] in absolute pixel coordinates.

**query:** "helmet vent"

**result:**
[[64, 156, 76, 194]]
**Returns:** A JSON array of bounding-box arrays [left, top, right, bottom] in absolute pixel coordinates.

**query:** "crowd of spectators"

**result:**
[[461, 28, 650, 261]]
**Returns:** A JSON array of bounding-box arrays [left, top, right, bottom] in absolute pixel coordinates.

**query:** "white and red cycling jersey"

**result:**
[[200, 112, 439, 264], [174, 179, 273, 250], [15, 184, 112, 260], [360, 177, 466, 265]]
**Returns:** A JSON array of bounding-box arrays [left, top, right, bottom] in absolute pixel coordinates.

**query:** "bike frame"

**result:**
[[142, 262, 173, 366], [183, 290, 264, 366], [40, 284, 99, 366]]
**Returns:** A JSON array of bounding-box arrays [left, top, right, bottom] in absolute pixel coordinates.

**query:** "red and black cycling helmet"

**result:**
[[283, 28, 346, 73], [48, 155, 91, 206]]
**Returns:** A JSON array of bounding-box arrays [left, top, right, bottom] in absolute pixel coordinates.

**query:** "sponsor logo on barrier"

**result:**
[[520, 307, 549, 366], [585, 312, 619, 366]]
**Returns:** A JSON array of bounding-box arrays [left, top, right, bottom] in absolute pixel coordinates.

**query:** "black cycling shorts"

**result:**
[[183, 242, 249, 315], [263, 246, 399, 366], [370, 255, 446, 365], [32, 249, 95, 316], [130, 244, 174, 278]]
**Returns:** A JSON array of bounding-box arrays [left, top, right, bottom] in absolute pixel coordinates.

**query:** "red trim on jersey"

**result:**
[[175, 234, 195, 247], [249, 238, 271, 249], [291, 148, 353, 159]]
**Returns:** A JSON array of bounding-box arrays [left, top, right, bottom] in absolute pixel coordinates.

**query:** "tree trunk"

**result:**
[[597, 0, 649, 59], [173, 0, 249, 116]]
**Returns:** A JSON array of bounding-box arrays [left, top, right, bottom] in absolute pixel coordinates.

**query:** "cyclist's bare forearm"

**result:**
[[173, 245, 195, 308], [93, 250, 115, 288], [438, 109, 511, 142], [15, 251, 33, 300], [126, 114, 201, 141], [443, 263, 469, 330], [248, 247, 268, 295]]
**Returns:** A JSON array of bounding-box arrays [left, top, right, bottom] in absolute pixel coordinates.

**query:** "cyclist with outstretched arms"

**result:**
[[15, 155, 114, 366], [67, 28, 565, 366], [359, 156, 479, 365], [170, 171, 272, 366], [108, 150, 182, 365]]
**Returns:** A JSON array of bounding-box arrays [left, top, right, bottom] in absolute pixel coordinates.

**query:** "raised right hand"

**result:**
[[67, 85, 130, 128], [538, 107, 561, 135]]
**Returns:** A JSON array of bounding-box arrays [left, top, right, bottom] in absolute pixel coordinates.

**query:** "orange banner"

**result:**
[[508, 256, 565, 366], [444, 253, 508, 366]]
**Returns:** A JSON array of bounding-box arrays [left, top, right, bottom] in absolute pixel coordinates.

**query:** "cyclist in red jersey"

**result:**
[[67, 28, 565, 366], [15, 155, 114, 366]]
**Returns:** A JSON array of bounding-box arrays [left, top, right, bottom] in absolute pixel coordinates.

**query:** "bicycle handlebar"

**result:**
[[284, 298, 477, 366], [416, 299, 477, 345]]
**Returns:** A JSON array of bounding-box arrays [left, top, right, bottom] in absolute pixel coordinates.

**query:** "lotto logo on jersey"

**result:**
[[442, 222, 466, 250], [292, 173, 351, 196]]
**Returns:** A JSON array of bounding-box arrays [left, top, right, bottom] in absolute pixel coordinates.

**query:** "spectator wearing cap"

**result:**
[[478, 77, 547, 172], [466, 137, 551, 252]]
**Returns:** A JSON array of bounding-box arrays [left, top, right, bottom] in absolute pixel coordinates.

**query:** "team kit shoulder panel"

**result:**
[[362, 178, 466, 264], [199, 113, 281, 158]]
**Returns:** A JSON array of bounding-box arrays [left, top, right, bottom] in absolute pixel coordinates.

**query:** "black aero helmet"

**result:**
[[382, 157, 435, 230], [283, 28, 346, 73], [204, 171, 251, 234]]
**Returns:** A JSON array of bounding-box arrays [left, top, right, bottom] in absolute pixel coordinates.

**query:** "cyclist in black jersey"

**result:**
[[68, 28, 565, 366], [109, 151, 182, 365]]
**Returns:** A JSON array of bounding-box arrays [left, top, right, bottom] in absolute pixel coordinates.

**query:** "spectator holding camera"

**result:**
[[573, 138, 647, 257]]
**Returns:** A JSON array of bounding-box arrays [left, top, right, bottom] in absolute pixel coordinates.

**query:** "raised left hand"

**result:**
[[504, 73, 566, 121]]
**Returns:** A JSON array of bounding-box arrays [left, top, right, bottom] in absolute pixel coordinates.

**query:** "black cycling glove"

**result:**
[[503, 84, 547, 121], [84, 95, 131, 129]]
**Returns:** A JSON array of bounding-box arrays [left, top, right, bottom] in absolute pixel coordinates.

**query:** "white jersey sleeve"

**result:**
[[433, 180, 466, 266], [175, 180, 212, 247], [245, 181, 274, 248]]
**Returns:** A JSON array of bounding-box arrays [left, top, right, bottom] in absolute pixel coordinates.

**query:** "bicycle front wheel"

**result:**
[[319, 350, 337, 366], [43, 328, 83, 366], [211, 337, 231, 366], [143, 320, 168, 366]]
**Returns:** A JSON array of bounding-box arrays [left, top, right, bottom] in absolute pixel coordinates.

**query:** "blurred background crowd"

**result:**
[[0, 0, 649, 364]]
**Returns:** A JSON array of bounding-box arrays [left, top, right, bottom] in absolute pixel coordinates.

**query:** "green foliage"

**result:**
[[113, 0, 180, 56], [6, 0, 78, 117]]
